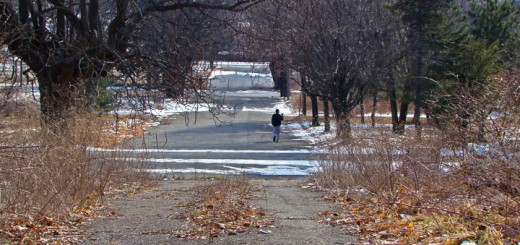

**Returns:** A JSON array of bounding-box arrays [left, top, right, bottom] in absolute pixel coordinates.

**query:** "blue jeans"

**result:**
[[272, 126, 281, 142]]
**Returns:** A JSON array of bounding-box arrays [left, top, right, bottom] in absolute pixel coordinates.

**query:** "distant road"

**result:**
[[207, 61, 273, 91], [121, 62, 319, 177]]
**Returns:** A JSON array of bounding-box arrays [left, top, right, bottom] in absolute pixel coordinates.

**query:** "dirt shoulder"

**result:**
[[79, 178, 358, 245]]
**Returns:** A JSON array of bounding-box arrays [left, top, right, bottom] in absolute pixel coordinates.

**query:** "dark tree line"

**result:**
[[0, 0, 261, 131], [244, 0, 519, 140], [0, 0, 518, 141]]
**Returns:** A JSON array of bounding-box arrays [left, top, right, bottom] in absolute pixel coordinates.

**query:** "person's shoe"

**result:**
[[273, 136, 276, 142]]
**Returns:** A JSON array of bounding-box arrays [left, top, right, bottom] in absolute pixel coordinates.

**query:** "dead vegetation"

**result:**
[[310, 72, 520, 244], [0, 99, 152, 243], [312, 128, 519, 244], [174, 176, 275, 241]]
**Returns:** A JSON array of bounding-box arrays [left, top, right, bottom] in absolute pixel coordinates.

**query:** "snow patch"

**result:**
[[111, 99, 214, 120], [124, 158, 318, 166], [241, 98, 297, 116], [143, 165, 317, 176], [89, 147, 318, 154]]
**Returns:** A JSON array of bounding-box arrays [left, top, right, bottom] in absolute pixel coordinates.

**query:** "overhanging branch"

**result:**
[[143, 0, 264, 13]]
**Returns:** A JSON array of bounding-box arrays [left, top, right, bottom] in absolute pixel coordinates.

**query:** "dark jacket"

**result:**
[[271, 113, 284, 127]]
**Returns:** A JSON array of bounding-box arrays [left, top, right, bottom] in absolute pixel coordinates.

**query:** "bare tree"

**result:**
[[392, 0, 452, 137], [264, 0, 388, 137], [0, 0, 261, 131]]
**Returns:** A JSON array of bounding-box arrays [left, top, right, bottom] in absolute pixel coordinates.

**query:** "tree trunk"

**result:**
[[360, 95, 365, 124], [323, 97, 330, 132], [300, 74, 307, 116], [398, 102, 409, 134], [269, 60, 278, 89], [301, 92, 307, 116], [389, 81, 399, 133], [311, 94, 320, 127], [335, 111, 351, 139], [413, 58, 423, 140], [371, 91, 377, 128], [398, 77, 414, 134], [414, 102, 422, 141], [279, 68, 289, 98], [413, 101, 421, 125], [330, 98, 354, 138], [414, 4, 425, 141], [38, 73, 80, 132]]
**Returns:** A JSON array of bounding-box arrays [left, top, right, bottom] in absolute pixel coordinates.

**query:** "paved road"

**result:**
[[121, 91, 319, 177], [80, 63, 360, 244], [80, 179, 358, 244]]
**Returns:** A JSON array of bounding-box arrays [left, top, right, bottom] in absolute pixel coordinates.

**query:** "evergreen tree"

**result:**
[[469, 0, 520, 66], [391, 0, 451, 136], [428, 3, 502, 141]]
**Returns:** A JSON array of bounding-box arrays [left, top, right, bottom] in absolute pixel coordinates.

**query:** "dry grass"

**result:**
[[307, 70, 520, 243], [311, 123, 520, 244], [174, 176, 274, 241], [0, 105, 152, 243]]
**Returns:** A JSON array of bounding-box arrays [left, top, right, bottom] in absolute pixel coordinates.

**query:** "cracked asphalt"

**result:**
[[80, 179, 358, 244]]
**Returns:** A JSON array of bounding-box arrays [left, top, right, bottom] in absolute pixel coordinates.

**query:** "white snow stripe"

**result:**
[[141, 165, 317, 176], [89, 147, 321, 154], [122, 158, 317, 166]]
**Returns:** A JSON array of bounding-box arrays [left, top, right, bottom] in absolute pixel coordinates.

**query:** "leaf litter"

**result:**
[[174, 177, 275, 240], [1, 195, 104, 244], [306, 184, 520, 245]]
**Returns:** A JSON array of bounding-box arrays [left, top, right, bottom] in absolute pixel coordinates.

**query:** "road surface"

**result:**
[[121, 62, 320, 177]]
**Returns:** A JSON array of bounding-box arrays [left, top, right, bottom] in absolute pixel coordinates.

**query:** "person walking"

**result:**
[[271, 109, 284, 142]]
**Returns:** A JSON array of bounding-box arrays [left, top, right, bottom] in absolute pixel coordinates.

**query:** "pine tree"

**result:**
[[427, 3, 502, 141], [469, 0, 520, 66], [391, 0, 452, 135]]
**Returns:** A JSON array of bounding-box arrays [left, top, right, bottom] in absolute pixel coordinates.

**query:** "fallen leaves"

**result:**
[[43, 217, 57, 227], [174, 178, 275, 240], [215, 192, 223, 201], [0, 214, 83, 244], [0, 186, 123, 244], [316, 189, 520, 244]]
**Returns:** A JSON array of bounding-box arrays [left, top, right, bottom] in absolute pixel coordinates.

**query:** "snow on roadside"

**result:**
[[284, 121, 336, 147], [142, 165, 316, 176], [110, 98, 216, 127], [273, 99, 297, 116], [111, 90, 287, 128], [354, 113, 427, 118], [123, 158, 317, 166], [208, 70, 271, 79], [238, 96, 339, 148], [89, 147, 318, 154], [225, 90, 278, 96], [242, 98, 297, 116]]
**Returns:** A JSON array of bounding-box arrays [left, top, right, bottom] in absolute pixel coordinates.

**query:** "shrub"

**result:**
[[311, 70, 520, 243], [0, 112, 149, 242]]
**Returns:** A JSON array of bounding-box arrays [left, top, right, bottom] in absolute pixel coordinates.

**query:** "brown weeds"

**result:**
[[175, 176, 275, 240], [312, 126, 520, 244], [0, 111, 151, 243]]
